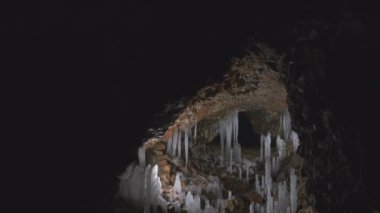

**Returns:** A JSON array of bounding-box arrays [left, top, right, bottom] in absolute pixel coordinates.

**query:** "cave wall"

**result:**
[[282, 30, 379, 211]]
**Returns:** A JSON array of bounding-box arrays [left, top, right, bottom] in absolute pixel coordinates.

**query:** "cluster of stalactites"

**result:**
[[119, 146, 167, 212], [253, 162, 298, 213], [219, 111, 241, 169], [255, 128, 299, 212], [166, 124, 197, 166], [281, 109, 300, 153], [166, 175, 224, 213]]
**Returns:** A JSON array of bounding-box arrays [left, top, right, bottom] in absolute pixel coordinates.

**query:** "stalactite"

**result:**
[[138, 146, 145, 167], [184, 128, 189, 166], [177, 130, 182, 157], [260, 134, 264, 161], [172, 128, 178, 156], [276, 135, 285, 160], [166, 136, 173, 155], [194, 123, 197, 139], [264, 133, 271, 160], [290, 131, 299, 153], [219, 121, 225, 163], [282, 109, 292, 140]]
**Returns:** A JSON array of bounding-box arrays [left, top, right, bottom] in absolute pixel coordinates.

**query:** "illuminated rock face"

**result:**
[[117, 43, 316, 212]]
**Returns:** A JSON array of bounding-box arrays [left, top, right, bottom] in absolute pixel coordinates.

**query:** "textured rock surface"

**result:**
[[162, 43, 288, 145]]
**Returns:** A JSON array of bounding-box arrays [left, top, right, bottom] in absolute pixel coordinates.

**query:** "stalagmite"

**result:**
[[255, 174, 260, 194], [266, 186, 273, 213], [246, 163, 250, 183], [120, 161, 165, 211], [206, 178, 222, 198], [216, 199, 225, 213], [278, 180, 288, 213], [194, 194, 201, 211], [173, 173, 181, 194], [204, 200, 216, 213], [239, 166, 242, 180], [228, 191, 232, 200], [158, 195, 168, 213], [173, 202, 181, 212], [150, 165, 162, 209], [229, 149, 233, 173], [234, 142, 241, 163], [286, 207, 291, 213], [255, 203, 261, 213], [185, 191, 194, 212], [274, 201, 279, 213], [265, 158, 272, 195], [184, 128, 189, 166], [250, 202, 254, 213], [290, 168, 297, 213]]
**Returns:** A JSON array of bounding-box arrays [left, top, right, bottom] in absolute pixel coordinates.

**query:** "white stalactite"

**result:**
[[194, 123, 197, 139], [282, 109, 292, 140], [290, 131, 299, 153], [166, 136, 173, 154], [177, 130, 182, 157], [184, 128, 189, 166], [260, 134, 264, 161], [218, 111, 240, 166], [219, 121, 225, 163], [172, 128, 178, 156], [276, 135, 285, 161], [233, 111, 239, 143], [264, 133, 271, 160], [138, 146, 145, 167]]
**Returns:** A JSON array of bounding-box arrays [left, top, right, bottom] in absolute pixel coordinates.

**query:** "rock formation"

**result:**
[[117, 43, 316, 212]]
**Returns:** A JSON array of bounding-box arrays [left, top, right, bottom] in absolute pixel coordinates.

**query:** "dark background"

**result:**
[[4, 0, 380, 212]]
